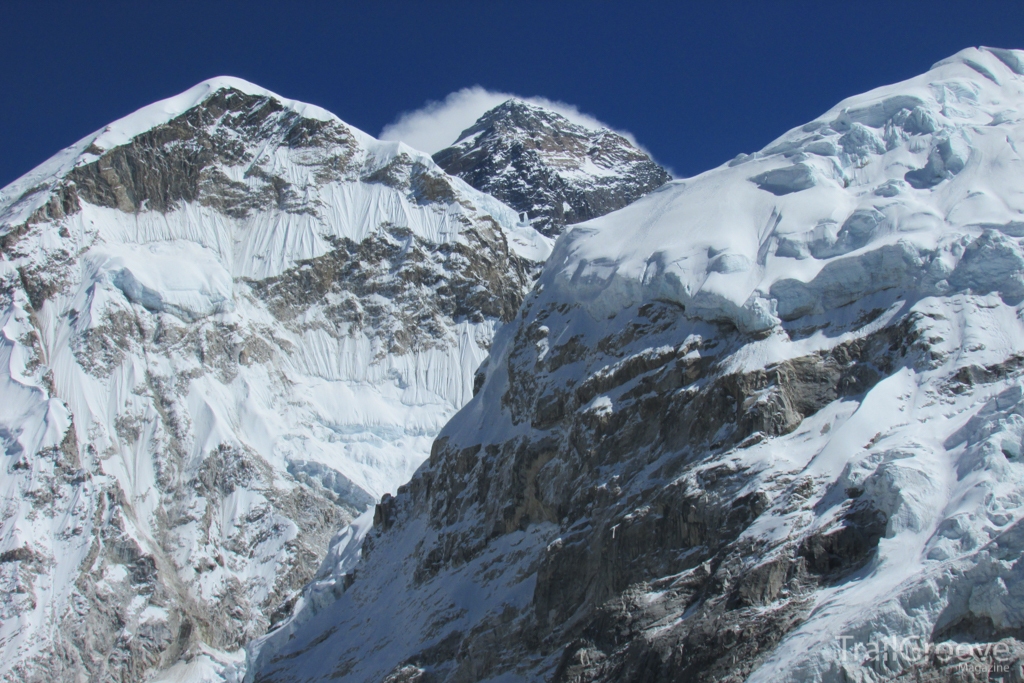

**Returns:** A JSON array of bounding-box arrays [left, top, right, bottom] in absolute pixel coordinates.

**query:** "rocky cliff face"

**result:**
[[0, 78, 547, 682], [254, 48, 1024, 683], [432, 100, 670, 238]]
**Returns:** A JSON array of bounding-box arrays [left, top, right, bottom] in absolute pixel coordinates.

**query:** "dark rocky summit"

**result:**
[[433, 100, 670, 238]]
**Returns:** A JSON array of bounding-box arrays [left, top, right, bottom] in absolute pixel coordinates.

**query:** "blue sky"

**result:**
[[2, 1, 1023, 187]]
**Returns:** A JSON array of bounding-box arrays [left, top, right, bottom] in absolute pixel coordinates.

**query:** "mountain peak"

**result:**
[[83, 76, 364, 156], [449, 98, 584, 147], [0, 76, 381, 221], [434, 98, 670, 237], [483, 97, 546, 116], [931, 45, 1024, 73], [0, 73, 549, 682]]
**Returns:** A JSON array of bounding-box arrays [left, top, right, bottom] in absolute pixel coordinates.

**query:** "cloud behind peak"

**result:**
[[379, 86, 639, 154]]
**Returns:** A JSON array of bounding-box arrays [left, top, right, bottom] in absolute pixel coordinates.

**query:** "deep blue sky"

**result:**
[[2, 1, 1022, 187]]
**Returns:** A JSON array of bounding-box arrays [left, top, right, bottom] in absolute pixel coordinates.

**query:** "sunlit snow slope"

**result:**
[[255, 47, 1024, 683], [0, 77, 548, 682]]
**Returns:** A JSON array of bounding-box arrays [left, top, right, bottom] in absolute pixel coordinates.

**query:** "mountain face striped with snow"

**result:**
[[254, 47, 1024, 683], [0, 77, 550, 682], [432, 99, 671, 238]]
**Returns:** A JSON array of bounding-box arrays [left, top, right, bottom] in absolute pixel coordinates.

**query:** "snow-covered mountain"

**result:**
[[0, 77, 550, 682], [254, 47, 1024, 682], [432, 99, 670, 238]]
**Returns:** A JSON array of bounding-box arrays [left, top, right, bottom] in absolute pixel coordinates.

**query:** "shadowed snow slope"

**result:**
[[0, 77, 548, 682], [253, 47, 1024, 683]]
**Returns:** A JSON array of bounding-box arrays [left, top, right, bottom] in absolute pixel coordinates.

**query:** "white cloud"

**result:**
[[378, 86, 640, 154]]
